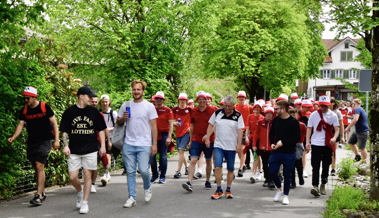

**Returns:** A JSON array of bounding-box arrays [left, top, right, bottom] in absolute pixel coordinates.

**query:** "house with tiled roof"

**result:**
[[297, 37, 365, 100]]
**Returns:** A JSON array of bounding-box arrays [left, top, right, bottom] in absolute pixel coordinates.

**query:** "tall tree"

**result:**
[[327, 0, 379, 200], [196, 0, 326, 101], [44, 0, 193, 99]]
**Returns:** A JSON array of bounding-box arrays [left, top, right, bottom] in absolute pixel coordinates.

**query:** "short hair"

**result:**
[[288, 108, 297, 114], [276, 100, 290, 112], [353, 99, 362, 105], [223, 95, 235, 105], [131, 80, 147, 91]]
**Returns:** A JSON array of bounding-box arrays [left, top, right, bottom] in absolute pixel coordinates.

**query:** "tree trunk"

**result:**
[[370, 1, 379, 201]]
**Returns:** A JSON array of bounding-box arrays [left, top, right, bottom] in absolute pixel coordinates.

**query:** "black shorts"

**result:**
[[242, 130, 246, 146], [105, 139, 112, 154], [27, 140, 52, 167]]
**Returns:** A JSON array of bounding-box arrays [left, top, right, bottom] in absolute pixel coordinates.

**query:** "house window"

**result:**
[[335, 69, 343, 78], [341, 51, 353, 61], [349, 70, 357, 79], [345, 43, 349, 49], [322, 69, 331, 79]]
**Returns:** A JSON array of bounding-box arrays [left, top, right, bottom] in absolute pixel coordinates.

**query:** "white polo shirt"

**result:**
[[208, 109, 245, 151], [308, 109, 339, 146]]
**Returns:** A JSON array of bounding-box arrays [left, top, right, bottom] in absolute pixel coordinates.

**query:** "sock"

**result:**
[[82, 201, 88, 205], [217, 186, 222, 191], [198, 169, 202, 174], [226, 186, 231, 191]]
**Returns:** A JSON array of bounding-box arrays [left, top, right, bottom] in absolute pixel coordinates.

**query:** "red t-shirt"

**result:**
[[235, 103, 253, 130], [191, 105, 216, 143], [339, 107, 349, 126], [172, 105, 191, 138], [156, 106, 174, 139], [247, 113, 264, 140]]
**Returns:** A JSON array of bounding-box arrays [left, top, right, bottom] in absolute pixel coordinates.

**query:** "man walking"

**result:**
[[306, 95, 339, 197], [150, 91, 173, 184], [8, 86, 60, 206], [182, 91, 216, 192], [117, 80, 158, 208], [60, 86, 107, 214], [345, 99, 369, 162], [269, 100, 300, 205], [206, 95, 244, 199]]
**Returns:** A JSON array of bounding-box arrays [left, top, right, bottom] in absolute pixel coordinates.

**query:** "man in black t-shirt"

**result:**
[[60, 86, 107, 214], [8, 86, 60, 206]]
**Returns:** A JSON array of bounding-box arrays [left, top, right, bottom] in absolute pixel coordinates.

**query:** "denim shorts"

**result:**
[[214, 147, 236, 171], [189, 141, 214, 160], [176, 133, 190, 151], [348, 131, 369, 149]]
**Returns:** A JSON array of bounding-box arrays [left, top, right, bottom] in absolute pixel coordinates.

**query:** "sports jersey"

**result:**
[[191, 105, 216, 143], [235, 103, 253, 130], [172, 105, 191, 138], [156, 105, 174, 140]]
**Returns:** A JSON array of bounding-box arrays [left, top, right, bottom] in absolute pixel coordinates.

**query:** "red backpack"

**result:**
[[23, 102, 46, 118]]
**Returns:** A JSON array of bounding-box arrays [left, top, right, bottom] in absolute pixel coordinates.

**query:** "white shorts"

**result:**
[[68, 152, 98, 172]]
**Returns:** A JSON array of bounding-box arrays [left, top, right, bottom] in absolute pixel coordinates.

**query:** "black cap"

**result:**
[[77, 86, 97, 97]]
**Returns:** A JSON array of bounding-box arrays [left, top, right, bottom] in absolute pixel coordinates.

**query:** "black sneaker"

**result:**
[[122, 170, 127, 176], [268, 181, 276, 189], [246, 164, 251, 170], [290, 184, 296, 189], [205, 181, 212, 190], [242, 166, 247, 173], [174, 171, 182, 178], [330, 169, 336, 176], [299, 176, 305, 185], [355, 155, 362, 162], [237, 169, 243, 177], [262, 180, 269, 187], [185, 167, 189, 175], [41, 193, 46, 201], [182, 181, 193, 192], [30, 194, 43, 206], [194, 172, 202, 179]]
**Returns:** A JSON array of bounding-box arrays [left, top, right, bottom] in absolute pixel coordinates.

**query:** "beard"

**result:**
[[133, 93, 143, 100]]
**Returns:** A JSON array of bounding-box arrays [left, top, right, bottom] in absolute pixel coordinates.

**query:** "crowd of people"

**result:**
[[7, 81, 369, 214]]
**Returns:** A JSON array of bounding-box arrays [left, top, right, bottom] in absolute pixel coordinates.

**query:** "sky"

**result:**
[[322, 3, 355, 39]]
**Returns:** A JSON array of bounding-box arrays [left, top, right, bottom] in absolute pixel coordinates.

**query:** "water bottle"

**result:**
[[125, 101, 131, 118], [178, 118, 182, 127]]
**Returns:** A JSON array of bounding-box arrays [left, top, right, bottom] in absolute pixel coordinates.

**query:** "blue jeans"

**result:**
[[269, 151, 296, 195], [150, 132, 168, 179], [214, 147, 236, 171], [122, 143, 151, 199]]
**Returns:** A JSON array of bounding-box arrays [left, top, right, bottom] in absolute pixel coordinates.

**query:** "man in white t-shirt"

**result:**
[[306, 95, 339, 197], [206, 95, 244, 200], [117, 80, 158, 208]]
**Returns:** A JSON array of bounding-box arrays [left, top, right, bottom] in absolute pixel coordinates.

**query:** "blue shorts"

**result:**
[[214, 147, 236, 171], [190, 141, 214, 160], [176, 133, 190, 151]]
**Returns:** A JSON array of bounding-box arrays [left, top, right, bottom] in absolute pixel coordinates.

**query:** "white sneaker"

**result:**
[[107, 173, 111, 182], [250, 175, 256, 183], [90, 185, 96, 193], [79, 203, 89, 214], [303, 171, 308, 178], [76, 191, 83, 209], [282, 195, 289, 205], [256, 172, 263, 180], [123, 197, 136, 208], [274, 190, 282, 202], [101, 175, 107, 186], [145, 189, 152, 202]]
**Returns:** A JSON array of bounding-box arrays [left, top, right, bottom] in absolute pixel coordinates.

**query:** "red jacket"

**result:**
[[298, 121, 307, 143], [253, 119, 273, 152]]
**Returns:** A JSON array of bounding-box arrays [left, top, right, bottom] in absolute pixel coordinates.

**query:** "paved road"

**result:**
[[0, 147, 354, 218]]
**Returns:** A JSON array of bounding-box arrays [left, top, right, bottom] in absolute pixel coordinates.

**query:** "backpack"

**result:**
[[99, 108, 115, 126], [23, 102, 47, 118]]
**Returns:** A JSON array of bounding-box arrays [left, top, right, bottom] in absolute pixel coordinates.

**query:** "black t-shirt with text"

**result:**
[[19, 102, 54, 144], [60, 105, 107, 155]]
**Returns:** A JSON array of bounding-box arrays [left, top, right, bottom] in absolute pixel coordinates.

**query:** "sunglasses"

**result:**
[[155, 97, 164, 100], [24, 97, 30, 101]]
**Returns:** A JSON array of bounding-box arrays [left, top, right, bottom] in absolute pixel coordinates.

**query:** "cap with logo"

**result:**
[[205, 93, 212, 101], [155, 91, 165, 100], [237, 91, 247, 98], [264, 106, 275, 114], [22, 86, 38, 97], [252, 103, 263, 112], [318, 95, 331, 106], [151, 95, 156, 102], [77, 86, 97, 97], [264, 101, 272, 107], [100, 94, 110, 101], [276, 93, 288, 102], [188, 99, 194, 104], [196, 91, 207, 101]]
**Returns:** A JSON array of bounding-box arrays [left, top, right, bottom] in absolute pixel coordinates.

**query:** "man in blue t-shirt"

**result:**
[[345, 98, 369, 162]]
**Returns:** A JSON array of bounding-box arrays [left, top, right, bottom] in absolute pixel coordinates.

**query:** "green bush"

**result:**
[[337, 157, 358, 181]]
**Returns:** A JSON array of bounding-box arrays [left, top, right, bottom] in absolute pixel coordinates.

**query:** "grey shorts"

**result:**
[[27, 140, 52, 167], [348, 131, 369, 149]]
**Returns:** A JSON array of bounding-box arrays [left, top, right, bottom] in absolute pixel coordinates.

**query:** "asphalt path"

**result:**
[[0, 147, 354, 218]]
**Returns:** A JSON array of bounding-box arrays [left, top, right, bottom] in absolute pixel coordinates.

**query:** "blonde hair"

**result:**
[[131, 80, 147, 91], [353, 99, 362, 105]]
